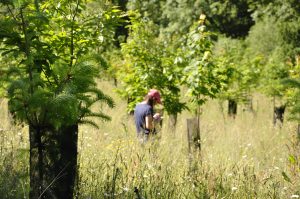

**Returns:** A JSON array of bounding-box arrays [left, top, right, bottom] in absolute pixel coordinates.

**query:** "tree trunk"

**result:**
[[54, 124, 78, 199], [228, 99, 237, 118], [29, 125, 44, 199], [29, 124, 79, 199]]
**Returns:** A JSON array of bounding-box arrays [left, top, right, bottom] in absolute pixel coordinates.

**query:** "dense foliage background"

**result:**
[[0, 0, 299, 198]]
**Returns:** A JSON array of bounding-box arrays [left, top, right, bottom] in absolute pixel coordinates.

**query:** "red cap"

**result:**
[[148, 89, 162, 104]]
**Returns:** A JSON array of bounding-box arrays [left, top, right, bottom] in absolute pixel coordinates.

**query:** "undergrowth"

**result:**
[[0, 84, 300, 198]]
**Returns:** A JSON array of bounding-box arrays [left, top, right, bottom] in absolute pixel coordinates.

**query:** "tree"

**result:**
[[181, 16, 227, 112], [118, 12, 186, 128], [161, 0, 204, 37], [207, 0, 254, 38], [214, 36, 263, 117], [177, 15, 229, 152], [161, 0, 254, 40], [0, 0, 120, 198], [246, 0, 300, 124]]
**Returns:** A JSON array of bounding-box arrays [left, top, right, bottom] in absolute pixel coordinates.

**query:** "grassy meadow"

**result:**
[[1, 81, 300, 198]]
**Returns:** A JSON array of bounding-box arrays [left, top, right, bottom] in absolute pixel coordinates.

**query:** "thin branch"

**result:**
[[20, 8, 33, 92], [69, 0, 81, 68], [6, 5, 18, 22]]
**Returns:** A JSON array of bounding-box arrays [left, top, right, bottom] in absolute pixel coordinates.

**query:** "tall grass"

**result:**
[[0, 99, 29, 199], [1, 81, 300, 198]]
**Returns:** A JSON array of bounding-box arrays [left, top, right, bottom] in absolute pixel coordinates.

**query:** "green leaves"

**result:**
[[118, 12, 229, 116], [181, 19, 225, 106], [1, 0, 120, 129], [118, 14, 186, 115]]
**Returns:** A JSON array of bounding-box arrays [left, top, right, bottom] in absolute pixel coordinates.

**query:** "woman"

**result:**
[[134, 89, 162, 142]]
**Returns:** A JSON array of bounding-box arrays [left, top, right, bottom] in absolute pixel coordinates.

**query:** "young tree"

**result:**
[[0, 0, 120, 198], [214, 36, 263, 118], [181, 15, 228, 117], [118, 13, 186, 128]]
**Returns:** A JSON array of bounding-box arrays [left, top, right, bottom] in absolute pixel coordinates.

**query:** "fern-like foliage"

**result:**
[[0, 0, 121, 130]]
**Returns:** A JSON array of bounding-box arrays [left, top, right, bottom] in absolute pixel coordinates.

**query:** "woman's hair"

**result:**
[[144, 94, 155, 107]]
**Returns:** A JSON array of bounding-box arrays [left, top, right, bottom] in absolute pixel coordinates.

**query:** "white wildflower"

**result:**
[[291, 195, 299, 198], [122, 187, 129, 192], [231, 187, 238, 191]]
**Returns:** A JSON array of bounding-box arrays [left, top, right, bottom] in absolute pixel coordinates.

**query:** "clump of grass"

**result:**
[[0, 100, 29, 199], [0, 129, 29, 199], [283, 134, 300, 197]]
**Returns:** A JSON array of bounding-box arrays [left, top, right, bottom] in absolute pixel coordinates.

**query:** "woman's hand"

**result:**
[[153, 113, 162, 121]]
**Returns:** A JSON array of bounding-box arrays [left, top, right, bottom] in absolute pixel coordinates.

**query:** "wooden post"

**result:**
[[228, 99, 237, 118], [187, 117, 201, 174], [187, 118, 201, 152]]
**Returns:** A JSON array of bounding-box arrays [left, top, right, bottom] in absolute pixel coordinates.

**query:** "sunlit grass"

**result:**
[[0, 99, 29, 199], [1, 81, 300, 198]]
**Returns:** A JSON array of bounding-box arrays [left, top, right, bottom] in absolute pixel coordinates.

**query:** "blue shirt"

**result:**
[[134, 103, 154, 134]]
